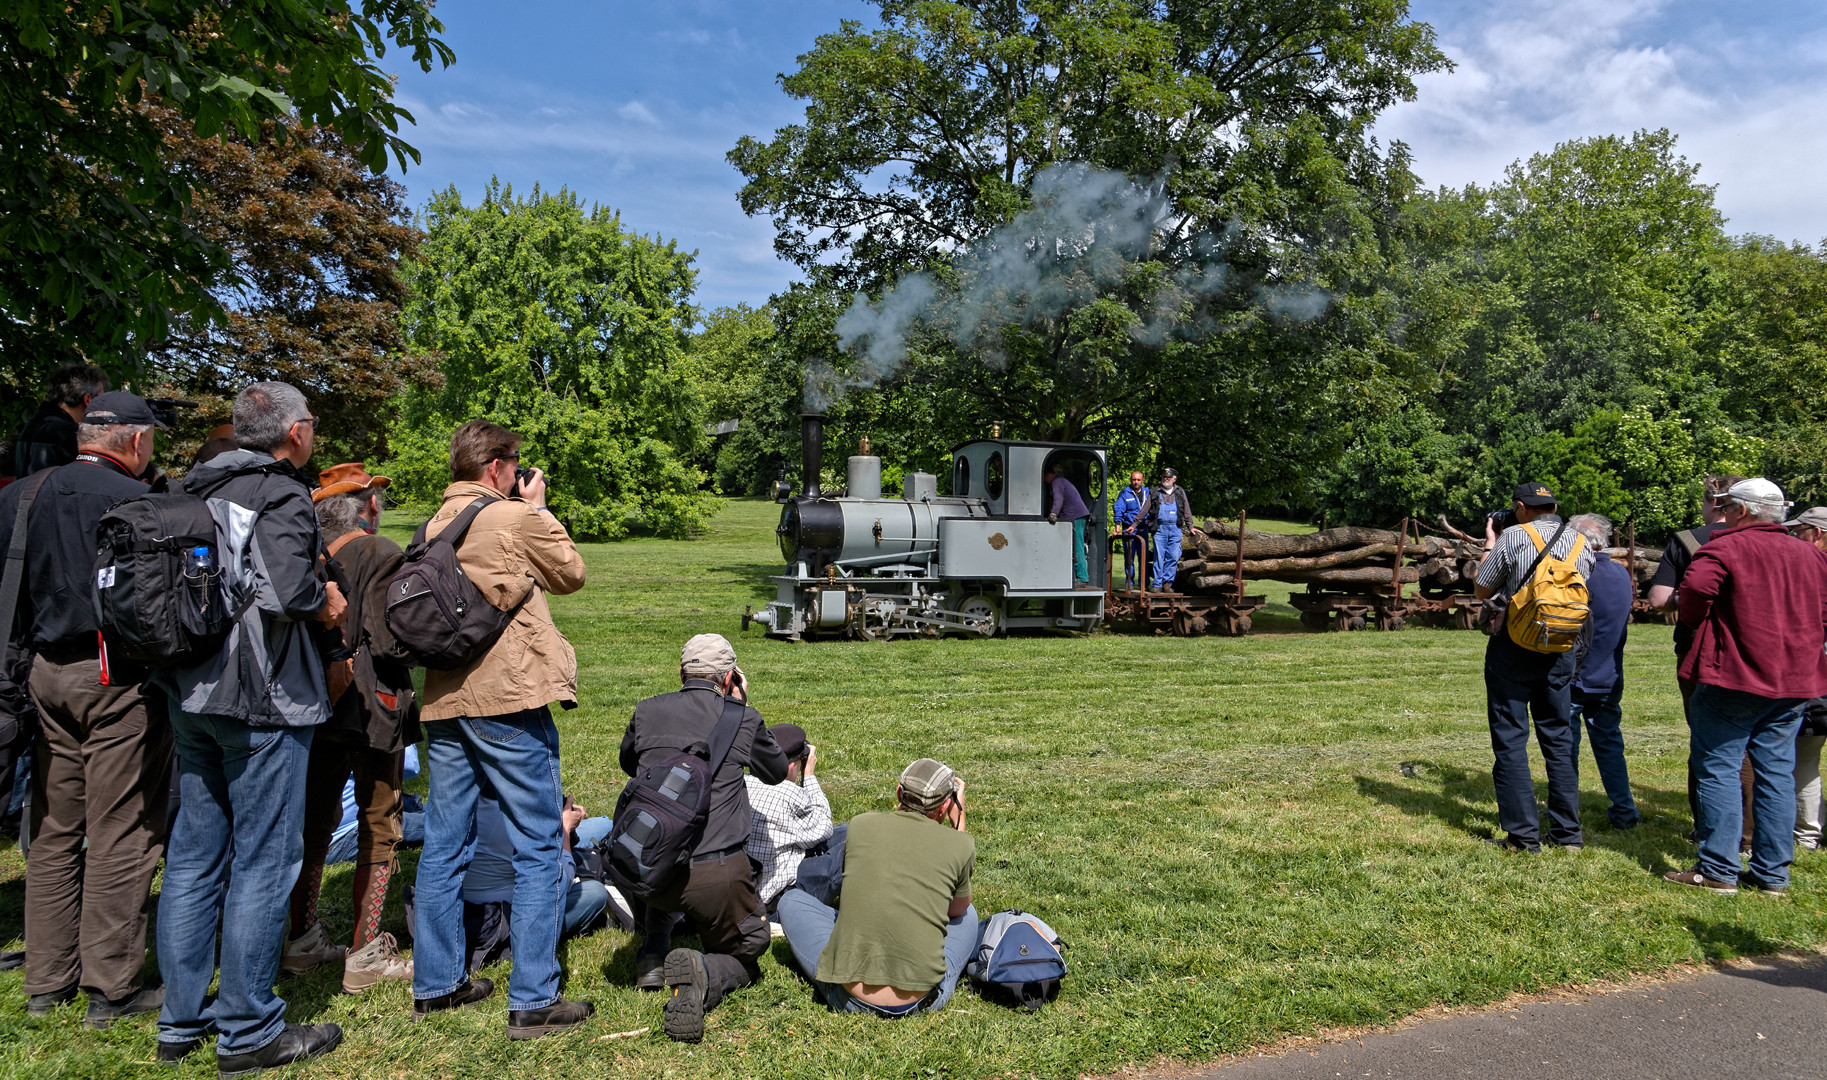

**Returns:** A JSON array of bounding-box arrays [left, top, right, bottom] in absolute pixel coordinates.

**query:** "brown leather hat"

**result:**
[[313, 462, 391, 502]]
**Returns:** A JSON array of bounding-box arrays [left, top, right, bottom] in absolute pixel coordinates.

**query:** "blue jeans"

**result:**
[[1151, 527, 1182, 589], [413, 709, 566, 1010], [1484, 634, 1582, 848], [156, 710, 313, 1055], [1571, 684, 1639, 827], [776, 888, 978, 1015], [1689, 684, 1803, 886]]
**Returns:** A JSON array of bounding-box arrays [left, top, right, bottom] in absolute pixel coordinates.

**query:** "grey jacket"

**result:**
[[158, 449, 330, 727]]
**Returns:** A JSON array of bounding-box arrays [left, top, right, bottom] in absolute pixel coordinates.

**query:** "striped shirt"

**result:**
[[1475, 515, 1595, 597]]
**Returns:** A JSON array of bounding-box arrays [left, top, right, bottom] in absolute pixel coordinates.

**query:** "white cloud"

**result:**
[[617, 100, 661, 126]]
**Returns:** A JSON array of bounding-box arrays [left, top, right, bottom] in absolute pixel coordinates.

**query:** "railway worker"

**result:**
[[1113, 471, 1150, 588], [1567, 513, 1640, 831], [745, 722, 833, 913], [1140, 468, 1192, 590], [1043, 464, 1093, 585], [1472, 481, 1593, 854], [1666, 478, 1827, 895], [620, 633, 789, 1043]]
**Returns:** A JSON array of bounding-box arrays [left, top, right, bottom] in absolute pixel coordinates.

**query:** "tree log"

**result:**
[[1602, 546, 1662, 562], [1198, 522, 1403, 556]]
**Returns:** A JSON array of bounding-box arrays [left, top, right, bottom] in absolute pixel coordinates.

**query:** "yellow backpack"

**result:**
[[1505, 522, 1590, 652]]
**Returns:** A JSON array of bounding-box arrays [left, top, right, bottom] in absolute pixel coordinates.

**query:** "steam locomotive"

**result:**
[[742, 412, 1110, 640]]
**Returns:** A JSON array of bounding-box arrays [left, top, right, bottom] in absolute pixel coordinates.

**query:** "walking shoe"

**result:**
[[604, 885, 637, 932], [1484, 835, 1540, 854], [280, 922, 347, 976], [342, 932, 412, 994], [0, 950, 23, 971], [86, 984, 164, 1029], [412, 977, 494, 1022], [633, 951, 669, 991], [25, 983, 78, 1016], [506, 999, 595, 1040], [157, 1037, 205, 1065], [1740, 876, 1789, 896], [662, 948, 709, 1044], [216, 1022, 342, 1079], [1663, 868, 1738, 894]]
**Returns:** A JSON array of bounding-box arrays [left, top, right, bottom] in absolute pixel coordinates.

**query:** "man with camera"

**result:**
[[776, 757, 977, 1018], [745, 723, 833, 911], [1473, 482, 1594, 853], [619, 633, 789, 1043], [409, 420, 594, 1040]]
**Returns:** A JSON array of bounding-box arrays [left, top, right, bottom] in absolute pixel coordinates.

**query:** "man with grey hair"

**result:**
[[1567, 513, 1640, 830], [155, 381, 348, 1072], [1667, 478, 1827, 895], [0, 392, 168, 1027], [618, 633, 789, 1043]]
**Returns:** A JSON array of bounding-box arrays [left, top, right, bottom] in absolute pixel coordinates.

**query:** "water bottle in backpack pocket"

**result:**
[[965, 909, 1067, 1012], [93, 492, 249, 667]]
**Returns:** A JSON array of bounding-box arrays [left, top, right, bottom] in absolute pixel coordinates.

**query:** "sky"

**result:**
[[386, 1, 1827, 313]]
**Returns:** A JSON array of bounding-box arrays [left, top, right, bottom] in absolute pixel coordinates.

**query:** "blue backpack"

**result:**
[[965, 909, 1067, 1011]]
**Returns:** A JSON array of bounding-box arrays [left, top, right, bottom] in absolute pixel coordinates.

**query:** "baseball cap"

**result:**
[[1785, 507, 1827, 531], [313, 462, 391, 503], [1513, 482, 1556, 507], [769, 723, 808, 760], [898, 758, 959, 813], [681, 633, 738, 676], [1162, 468, 1177, 479], [82, 391, 168, 430], [1728, 478, 1791, 513]]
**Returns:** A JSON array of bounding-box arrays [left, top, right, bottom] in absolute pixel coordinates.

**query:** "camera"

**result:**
[[1486, 507, 1518, 533], [514, 465, 536, 495]]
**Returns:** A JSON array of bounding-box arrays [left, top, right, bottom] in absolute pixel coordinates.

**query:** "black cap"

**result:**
[[769, 723, 808, 760], [1162, 467, 1177, 478], [82, 391, 167, 430], [1513, 482, 1556, 507]]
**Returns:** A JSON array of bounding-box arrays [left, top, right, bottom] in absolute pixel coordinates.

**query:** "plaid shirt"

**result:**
[[744, 774, 833, 904]]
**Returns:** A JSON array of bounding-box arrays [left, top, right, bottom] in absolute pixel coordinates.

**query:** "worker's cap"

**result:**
[[898, 758, 960, 812], [82, 391, 167, 430], [1513, 482, 1556, 507], [769, 724, 809, 760], [313, 462, 391, 503], [1162, 467, 1177, 479], [1729, 478, 1791, 514], [1784, 507, 1827, 531], [681, 633, 738, 676]]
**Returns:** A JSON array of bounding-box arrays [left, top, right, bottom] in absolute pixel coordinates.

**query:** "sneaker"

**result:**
[[633, 951, 669, 992], [25, 983, 78, 1016], [281, 922, 347, 976], [216, 1022, 342, 1079], [506, 999, 595, 1040], [1484, 835, 1540, 854], [1741, 876, 1789, 896], [86, 984, 164, 1029], [412, 977, 494, 1023], [342, 932, 412, 994], [662, 948, 709, 1044], [769, 918, 786, 939], [157, 1037, 205, 1065], [1663, 868, 1738, 894]]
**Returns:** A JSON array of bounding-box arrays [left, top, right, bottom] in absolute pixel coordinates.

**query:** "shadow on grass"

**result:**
[[1354, 762, 1501, 841], [0, 875, 20, 945], [1686, 918, 1787, 960]]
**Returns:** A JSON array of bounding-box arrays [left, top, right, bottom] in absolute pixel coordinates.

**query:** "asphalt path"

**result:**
[[1187, 954, 1827, 1080]]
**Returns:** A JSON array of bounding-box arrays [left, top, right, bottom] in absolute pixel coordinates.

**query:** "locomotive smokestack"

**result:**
[[800, 411, 826, 497]]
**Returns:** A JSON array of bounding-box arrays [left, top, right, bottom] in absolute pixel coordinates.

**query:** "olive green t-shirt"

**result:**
[[815, 810, 975, 991]]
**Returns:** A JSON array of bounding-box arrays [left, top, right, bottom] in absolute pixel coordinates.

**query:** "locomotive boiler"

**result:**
[[743, 412, 1109, 640]]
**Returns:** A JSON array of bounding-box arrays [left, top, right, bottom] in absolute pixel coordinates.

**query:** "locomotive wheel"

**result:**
[[957, 594, 1002, 637]]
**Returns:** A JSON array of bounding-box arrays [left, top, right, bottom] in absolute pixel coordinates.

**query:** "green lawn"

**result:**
[[4, 498, 1822, 1080]]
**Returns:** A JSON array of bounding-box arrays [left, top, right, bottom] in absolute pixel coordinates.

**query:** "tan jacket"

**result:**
[[419, 481, 587, 721]]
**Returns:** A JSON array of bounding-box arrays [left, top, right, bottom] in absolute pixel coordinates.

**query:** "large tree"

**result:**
[[1, 0, 452, 430]]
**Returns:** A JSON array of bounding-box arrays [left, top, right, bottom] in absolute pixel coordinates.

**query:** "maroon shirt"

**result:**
[[1677, 521, 1827, 699]]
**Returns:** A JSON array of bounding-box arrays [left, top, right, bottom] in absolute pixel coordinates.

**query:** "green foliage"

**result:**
[[393, 181, 720, 539], [683, 304, 780, 494]]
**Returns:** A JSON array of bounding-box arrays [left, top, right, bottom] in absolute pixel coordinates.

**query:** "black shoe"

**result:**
[[1741, 876, 1790, 896], [662, 948, 709, 1044], [1484, 835, 1540, 854], [411, 977, 494, 1023], [25, 983, 78, 1016], [0, 950, 23, 971], [215, 1022, 342, 1079], [87, 984, 164, 1029], [633, 952, 668, 992], [1610, 817, 1640, 831], [158, 1038, 205, 1066], [507, 999, 595, 1040]]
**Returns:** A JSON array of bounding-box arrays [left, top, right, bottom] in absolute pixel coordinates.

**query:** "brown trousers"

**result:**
[[301, 735, 404, 868], [1680, 677, 1755, 847], [25, 654, 172, 999]]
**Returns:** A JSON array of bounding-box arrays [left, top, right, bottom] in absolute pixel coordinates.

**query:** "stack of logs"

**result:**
[[1176, 518, 1664, 595]]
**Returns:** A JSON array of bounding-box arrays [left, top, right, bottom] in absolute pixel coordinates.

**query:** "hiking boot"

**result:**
[[86, 984, 164, 1029], [25, 983, 78, 1016], [342, 932, 412, 994], [280, 922, 347, 976], [1663, 868, 1738, 894], [506, 999, 595, 1040], [216, 1022, 342, 1079], [412, 977, 494, 1023], [157, 1037, 205, 1065], [662, 948, 709, 1044], [633, 951, 669, 991], [1484, 835, 1540, 854]]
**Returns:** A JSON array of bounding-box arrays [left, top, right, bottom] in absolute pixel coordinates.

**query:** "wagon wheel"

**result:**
[[1339, 612, 1368, 632], [1376, 612, 1405, 632], [1454, 605, 1477, 631], [1217, 612, 1252, 637], [1171, 608, 1200, 637]]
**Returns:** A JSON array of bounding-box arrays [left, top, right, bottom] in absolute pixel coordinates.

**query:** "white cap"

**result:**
[[1727, 478, 1791, 513], [681, 633, 738, 676]]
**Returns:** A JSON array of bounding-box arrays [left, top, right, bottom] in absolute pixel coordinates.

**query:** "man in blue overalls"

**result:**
[[1112, 471, 1150, 589], [1140, 469, 1192, 591]]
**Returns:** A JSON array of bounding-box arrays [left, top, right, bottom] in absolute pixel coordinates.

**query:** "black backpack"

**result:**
[[93, 472, 263, 669], [384, 497, 525, 670], [607, 698, 745, 900]]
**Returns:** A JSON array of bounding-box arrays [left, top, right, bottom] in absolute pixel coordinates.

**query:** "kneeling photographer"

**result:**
[[1473, 482, 1595, 853]]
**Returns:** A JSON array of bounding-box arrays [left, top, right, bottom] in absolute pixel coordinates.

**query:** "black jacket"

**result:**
[[0, 454, 148, 653], [620, 681, 789, 856], [1139, 485, 1193, 534], [324, 531, 418, 753], [12, 401, 79, 478]]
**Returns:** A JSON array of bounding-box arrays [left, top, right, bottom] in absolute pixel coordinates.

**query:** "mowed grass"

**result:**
[[3, 498, 1824, 1080]]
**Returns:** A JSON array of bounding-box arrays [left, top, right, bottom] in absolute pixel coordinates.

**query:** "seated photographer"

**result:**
[[464, 789, 629, 947], [745, 723, 833, 911], [777, 758, 977, 1018]]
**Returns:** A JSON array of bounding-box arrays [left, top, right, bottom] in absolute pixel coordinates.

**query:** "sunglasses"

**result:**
[[292, 415, 320, 430]]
